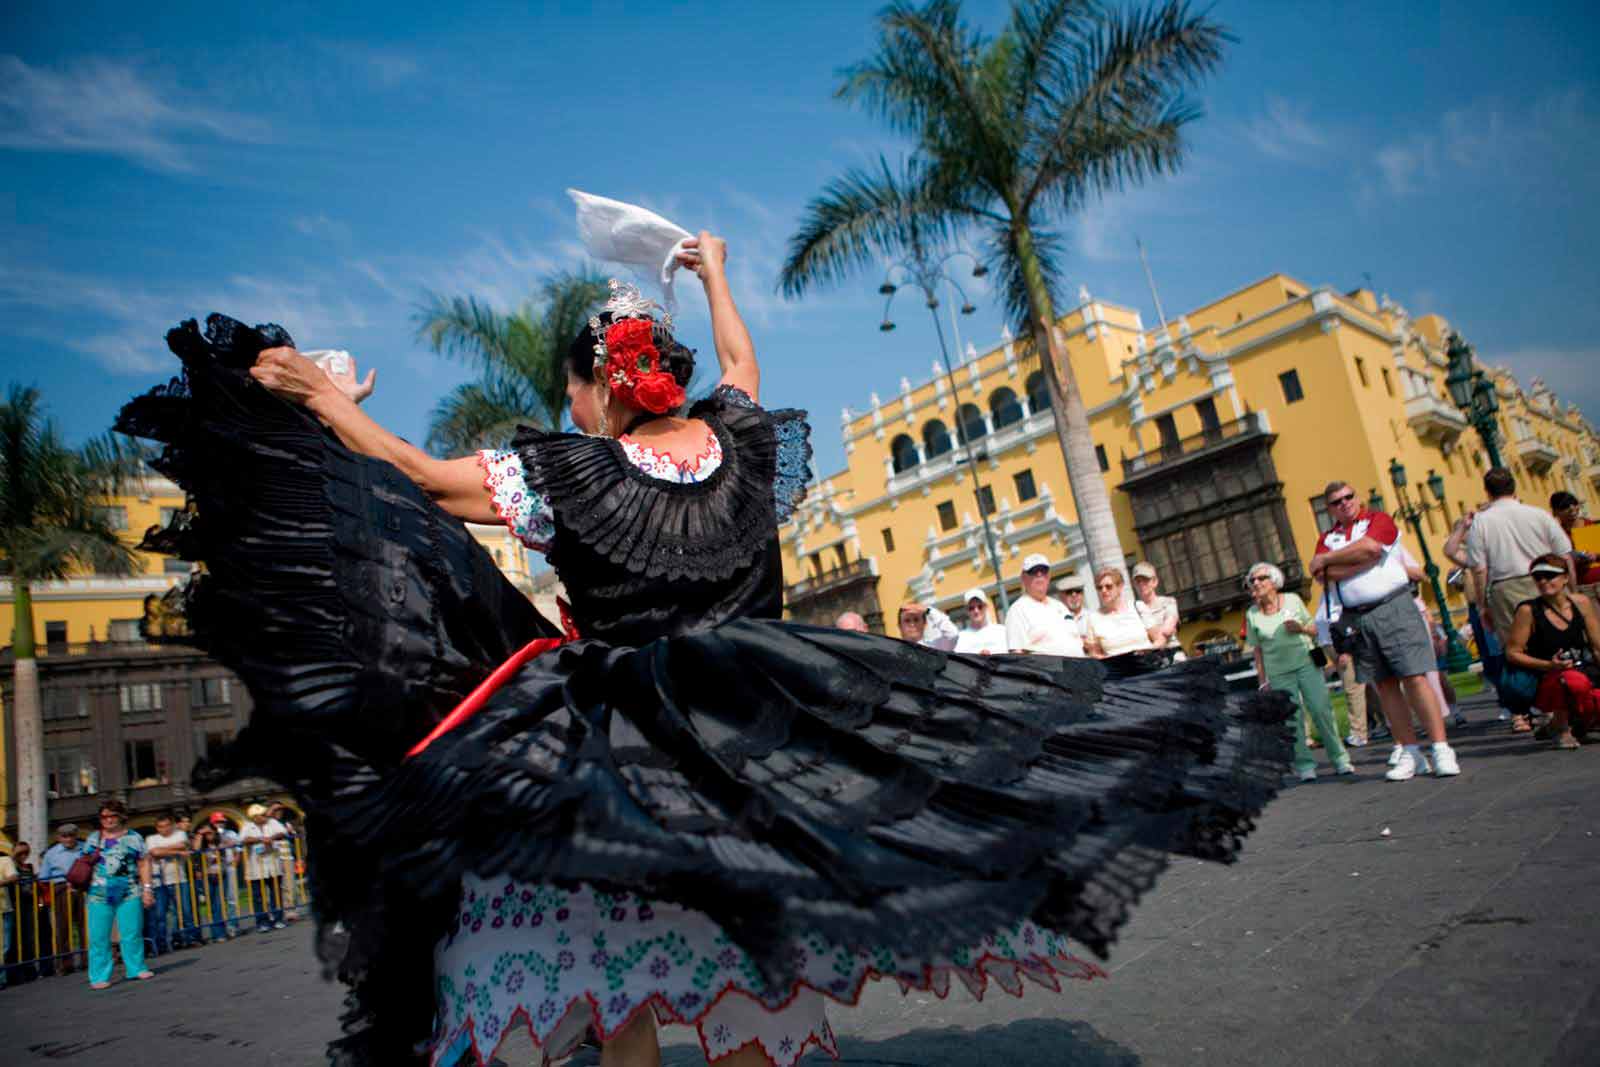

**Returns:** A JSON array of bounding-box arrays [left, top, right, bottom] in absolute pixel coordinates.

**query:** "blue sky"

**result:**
[[3, 1, 1597, 477]]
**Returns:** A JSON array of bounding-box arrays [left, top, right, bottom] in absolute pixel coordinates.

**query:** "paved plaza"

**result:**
[[6, 693, 1596, 1066]]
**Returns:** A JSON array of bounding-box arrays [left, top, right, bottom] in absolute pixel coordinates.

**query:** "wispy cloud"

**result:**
[[1244, 96, 1328, 160], [1363, 86, 1598, 200], [0, 261, 382, 373], [292, 213, 352, 243], [0, 55, 270, 172]]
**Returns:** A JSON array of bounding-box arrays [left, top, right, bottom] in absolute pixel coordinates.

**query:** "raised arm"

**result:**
[[250, 349, 498, 523], [677, 232, 759, 401]]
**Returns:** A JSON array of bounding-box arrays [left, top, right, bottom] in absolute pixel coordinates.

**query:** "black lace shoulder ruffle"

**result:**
[[511, 385, 809, 585]]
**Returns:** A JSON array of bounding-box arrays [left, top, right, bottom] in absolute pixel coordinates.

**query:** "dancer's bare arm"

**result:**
[[251, 348, 498, 523], [676, 231, 759, 401]]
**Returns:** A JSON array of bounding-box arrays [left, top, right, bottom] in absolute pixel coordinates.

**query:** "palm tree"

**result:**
[[780, 0, 1229, 578], [2, 386, 142, 848], [418, 271, 610, 456]]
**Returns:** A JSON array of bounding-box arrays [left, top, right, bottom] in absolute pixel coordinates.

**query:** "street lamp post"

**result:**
[[1444, 332, 1504, 469], [1389, 458, 1473, 671], [879, 250, 1011, 612]]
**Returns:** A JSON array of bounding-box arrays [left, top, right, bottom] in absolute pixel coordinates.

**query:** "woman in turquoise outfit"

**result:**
[[84, 799, 156, 988], [1245, 562, 1355, 782]]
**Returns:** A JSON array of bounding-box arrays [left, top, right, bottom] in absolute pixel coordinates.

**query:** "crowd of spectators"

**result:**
[[840, 463, 1592, 780], [0, 800, 306, 990]]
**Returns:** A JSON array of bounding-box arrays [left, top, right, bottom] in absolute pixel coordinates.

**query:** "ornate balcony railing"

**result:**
[[785, 557, 877, 603], [1122, 412, 1270, 480]]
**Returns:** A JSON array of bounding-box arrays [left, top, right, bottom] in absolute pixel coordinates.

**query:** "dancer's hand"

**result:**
[[675, 232, 727, 281], [319, 354, 377, 404], [252, 347, 337, 408]]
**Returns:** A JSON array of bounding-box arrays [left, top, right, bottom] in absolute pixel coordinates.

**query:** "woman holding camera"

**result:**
[[1505, 553, 1600, 750]]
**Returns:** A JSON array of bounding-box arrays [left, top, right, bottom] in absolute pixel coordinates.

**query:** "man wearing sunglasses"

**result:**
[[1311, 480, 1460, 781]]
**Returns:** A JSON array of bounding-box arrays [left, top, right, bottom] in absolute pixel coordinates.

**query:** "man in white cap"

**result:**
[[954, 588, 1009, 654], [1005, 554, 1084, 656], [1131, 562, 1181, 649], [1054, 573, 1091, 639]]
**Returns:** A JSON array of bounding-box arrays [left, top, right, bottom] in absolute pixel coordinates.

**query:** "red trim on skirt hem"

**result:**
[[437, 949, 1107, 1067]]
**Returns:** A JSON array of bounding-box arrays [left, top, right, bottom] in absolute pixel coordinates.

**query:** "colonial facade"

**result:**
[[780, 274, 1600, 653]]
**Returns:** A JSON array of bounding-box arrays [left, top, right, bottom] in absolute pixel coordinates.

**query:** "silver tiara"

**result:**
[[589, 279, 673, 363]]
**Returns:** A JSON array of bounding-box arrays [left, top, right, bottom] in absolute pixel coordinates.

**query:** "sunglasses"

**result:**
[[1531, 570, 1566, 582], [1249, 574, 1274, 584], [1096, 582, 1118, 590], [1327, 493, 1356, 506], [1025, 567, 1050, 576]]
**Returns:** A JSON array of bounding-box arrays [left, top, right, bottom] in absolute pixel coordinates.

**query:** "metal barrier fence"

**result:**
[[1, 836, 309, 984]]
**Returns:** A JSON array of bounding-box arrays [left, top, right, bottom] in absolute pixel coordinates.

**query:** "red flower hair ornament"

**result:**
[[590, 281, 687, 415]]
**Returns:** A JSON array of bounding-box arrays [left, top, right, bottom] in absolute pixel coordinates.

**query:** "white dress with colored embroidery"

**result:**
[[451, 429, 1104, 1067]]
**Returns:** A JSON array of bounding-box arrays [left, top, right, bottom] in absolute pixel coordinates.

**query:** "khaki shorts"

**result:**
[[1487, 576, 1539, 642]]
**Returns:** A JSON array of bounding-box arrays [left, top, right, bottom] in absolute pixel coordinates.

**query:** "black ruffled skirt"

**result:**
[[120, 315, 1294, 1064]]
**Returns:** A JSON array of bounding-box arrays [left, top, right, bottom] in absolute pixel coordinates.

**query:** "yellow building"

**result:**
[[780, 274, 1600, 653], [0, 471, 190, 649]]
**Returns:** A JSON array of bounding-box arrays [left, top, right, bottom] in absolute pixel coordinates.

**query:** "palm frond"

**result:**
[[778, 157, 971, 298], [425, 378, 540, 458], [1022, 0, 1228, 209], [1039, 98, 1199, 218], [415, 294, 516, 371], [837, 0, 974, 138]]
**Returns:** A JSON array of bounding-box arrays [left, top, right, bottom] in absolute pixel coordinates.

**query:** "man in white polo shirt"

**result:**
[[1005, 554, 1084, 656], [1311, 479, 1459, 781]]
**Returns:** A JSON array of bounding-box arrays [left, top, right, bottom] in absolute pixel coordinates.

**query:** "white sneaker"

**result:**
[[1385, 747, 1418, 781], [1412, 744, 1434, 774], [1298, 767, 1318, 782], [1345, 734, 1368, 748], [1431, 742, 1460, 776]]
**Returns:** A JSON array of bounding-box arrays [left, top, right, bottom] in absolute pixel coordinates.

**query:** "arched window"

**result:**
[[890, 434, 919, 473], [958, 403, 986, 442], [923, 419, 953, 459], [990, 386, 1023, 429], [1025, 371, 1052, 414]]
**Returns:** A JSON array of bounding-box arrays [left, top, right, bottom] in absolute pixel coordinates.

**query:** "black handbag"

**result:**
[[1326, 583, 1360, 656]]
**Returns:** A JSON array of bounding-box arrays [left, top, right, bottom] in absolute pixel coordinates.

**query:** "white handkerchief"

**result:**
[[567, 189, 693, 310]]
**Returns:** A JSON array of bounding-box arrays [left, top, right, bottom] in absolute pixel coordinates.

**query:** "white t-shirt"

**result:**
[[1005, 596, 1084, 656], [954, 623, 1009, 655], [1135, 595, 1180, 643], [1088, 607, 1156, 656], [147, 830, 189, 885], [240, 820, 286, 881], [1464, 497, 1573, 582]]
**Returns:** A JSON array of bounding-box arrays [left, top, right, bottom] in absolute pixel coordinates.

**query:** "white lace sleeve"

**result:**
[[478, 449, 555, 553]]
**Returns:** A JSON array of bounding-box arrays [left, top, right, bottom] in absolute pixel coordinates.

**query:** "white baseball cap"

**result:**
[[961, 587, 991, 606], [1021, 553, 1051, 574], [1132, 562, 1158, 580]]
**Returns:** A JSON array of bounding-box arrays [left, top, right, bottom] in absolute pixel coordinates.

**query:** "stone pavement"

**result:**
[[6, 693, 1596, 1066]]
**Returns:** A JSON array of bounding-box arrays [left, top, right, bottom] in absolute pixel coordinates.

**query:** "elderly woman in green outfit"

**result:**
[[1245, 562, 1356, 782]]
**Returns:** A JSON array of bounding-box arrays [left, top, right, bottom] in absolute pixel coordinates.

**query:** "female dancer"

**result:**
[[120, 233, 1291, 1066]]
